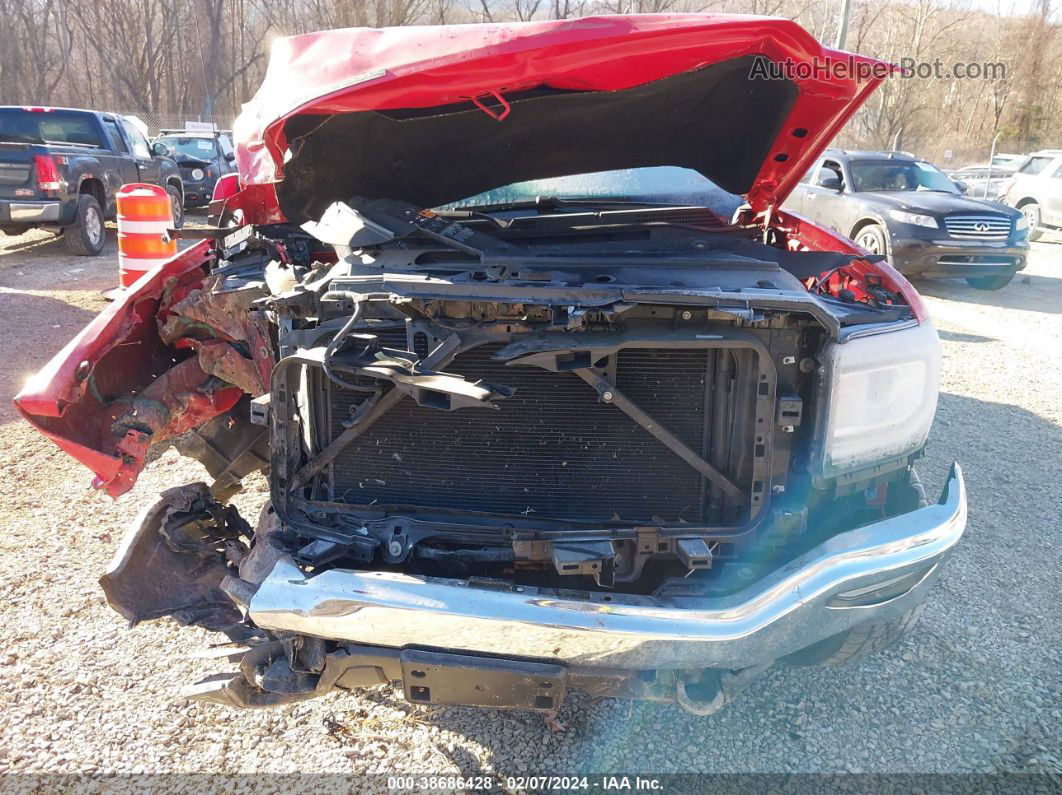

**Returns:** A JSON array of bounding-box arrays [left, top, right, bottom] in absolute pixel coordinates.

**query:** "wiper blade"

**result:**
[[434, 208, 512, 230], [449, 203, 741, 239], [450, 195, 671, 213]]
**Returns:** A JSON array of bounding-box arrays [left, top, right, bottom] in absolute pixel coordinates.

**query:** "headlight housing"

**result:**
[[888, 209, 939, 229], [191, 168, 205, 181], [819, 321, 941, 477], [1015, 214, 1029, 231]]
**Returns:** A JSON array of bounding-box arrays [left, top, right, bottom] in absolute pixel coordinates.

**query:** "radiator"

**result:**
[[327, 343, 746, 523]]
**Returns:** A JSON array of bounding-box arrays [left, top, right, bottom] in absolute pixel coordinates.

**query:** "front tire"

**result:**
[[966, 272, 1015, 290], [65, 194, 105, 256], [782, 604, 925, 667], [1020, 203, 1043, 242], [853, 223, 888, 257]]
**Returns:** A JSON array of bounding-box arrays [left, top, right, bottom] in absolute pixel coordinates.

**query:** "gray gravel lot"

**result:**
[[0, 221, 1058, 781]]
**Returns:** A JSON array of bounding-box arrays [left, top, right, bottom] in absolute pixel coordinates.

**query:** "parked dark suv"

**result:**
[[152, 130, 236, 208], [784, 149, 1029, 290]]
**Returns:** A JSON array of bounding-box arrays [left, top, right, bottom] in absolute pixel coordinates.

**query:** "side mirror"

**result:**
[[954, 180, 969, 194], [225, 152, 236, 162], [818, 174, 842, 191], [151, 141, 170, 157]]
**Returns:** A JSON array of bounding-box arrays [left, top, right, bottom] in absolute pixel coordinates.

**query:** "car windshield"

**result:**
[[1018, 156, 1054, 175], [441, 166, 744, 217], [991, 154, 1022, 167], [156, 136, 216, 158], [849, 160, 959, 193]]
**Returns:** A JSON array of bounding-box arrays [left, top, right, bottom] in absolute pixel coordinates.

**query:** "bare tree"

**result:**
[[0, 0, 1057, 163]]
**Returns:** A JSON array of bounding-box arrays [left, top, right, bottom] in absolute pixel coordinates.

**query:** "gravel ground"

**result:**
[[0, 220, 1058, 783]]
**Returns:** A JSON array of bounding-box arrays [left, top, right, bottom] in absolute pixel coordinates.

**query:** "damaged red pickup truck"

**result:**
[[15, 15, 966, 716]]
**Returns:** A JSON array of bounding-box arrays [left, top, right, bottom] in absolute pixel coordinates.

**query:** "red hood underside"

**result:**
[[232, 14, 891, 222]]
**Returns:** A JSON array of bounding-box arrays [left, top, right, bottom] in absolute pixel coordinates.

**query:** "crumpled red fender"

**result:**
[[14, 241, 274, 498]]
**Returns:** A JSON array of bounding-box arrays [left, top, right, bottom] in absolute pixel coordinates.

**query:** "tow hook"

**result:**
[[674, 662, 773, 716]]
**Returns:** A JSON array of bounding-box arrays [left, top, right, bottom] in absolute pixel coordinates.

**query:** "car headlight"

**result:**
[[888, 209, 939, 229], [1015, 214, 1029, 231], [819, 321, 941, 477], [191, 168, 205, 181]]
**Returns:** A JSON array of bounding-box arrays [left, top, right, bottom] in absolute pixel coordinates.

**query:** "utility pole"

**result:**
[[835, 0, 852, 49], [986, 130, 1002, 199]]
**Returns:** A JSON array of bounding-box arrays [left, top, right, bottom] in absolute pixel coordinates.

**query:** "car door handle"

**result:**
[[806, 193, 816, 200]]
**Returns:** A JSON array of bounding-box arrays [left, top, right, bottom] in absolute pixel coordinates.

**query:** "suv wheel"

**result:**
[[853, 223, 888, 256], [1020, 203, 1043, 241], [65, 194, 106, 256], [166, 185, 185, 229], [782, 605, 925, 667]]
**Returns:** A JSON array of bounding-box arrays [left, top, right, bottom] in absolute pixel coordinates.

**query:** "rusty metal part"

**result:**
[[105, 275, 275, 493], [238, 503, 287, 585], [159, 276, 274, 396], [188, 339, 269, 397], [674, 662, 773, 716], [108, 360, 246, 496], [183, 642, 369, 709]]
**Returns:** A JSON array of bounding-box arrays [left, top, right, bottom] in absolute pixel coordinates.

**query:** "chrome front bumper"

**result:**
[[249, 465, 966, 670]]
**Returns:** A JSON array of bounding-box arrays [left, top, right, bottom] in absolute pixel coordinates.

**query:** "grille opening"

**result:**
[[943, 215, 1011, 241], [326, 343, 757, 524]]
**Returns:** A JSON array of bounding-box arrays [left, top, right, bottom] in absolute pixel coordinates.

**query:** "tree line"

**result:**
[[0, 0, 1057, 165]]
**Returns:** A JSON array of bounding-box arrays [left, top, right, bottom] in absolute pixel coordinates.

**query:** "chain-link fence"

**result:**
[[879, 136, 1045, 168], [112, 111, 234, 137], [907, 139, 1042, 170]]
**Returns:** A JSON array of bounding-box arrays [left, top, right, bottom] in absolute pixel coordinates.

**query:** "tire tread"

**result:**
[[784, 604, 925, 667], [65, 194, 105, 256]]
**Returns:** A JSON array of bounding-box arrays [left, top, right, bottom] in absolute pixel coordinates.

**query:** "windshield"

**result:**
[[0, 109, 102, 147], [156, 136, 217, 159], [849, 160, 959, 193], [441, 166, 744, 217], [991, 154, 1021, 167], [1018, 156, 1053, 175]]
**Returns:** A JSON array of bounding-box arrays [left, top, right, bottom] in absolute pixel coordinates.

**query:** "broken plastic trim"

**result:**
[[100, 483, 251, 637], [327, 334, 514, 411]]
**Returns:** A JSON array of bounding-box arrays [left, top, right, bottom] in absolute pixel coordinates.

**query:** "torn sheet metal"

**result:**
[[13, 241, 275, 497], [159, 275, 274, 396]]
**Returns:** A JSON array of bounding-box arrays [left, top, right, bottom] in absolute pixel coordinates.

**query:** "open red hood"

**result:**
[[232, 14, 890, 223]]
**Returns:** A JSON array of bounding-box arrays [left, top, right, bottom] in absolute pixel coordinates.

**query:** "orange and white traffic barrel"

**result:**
[[116, 183, 176, 287]]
